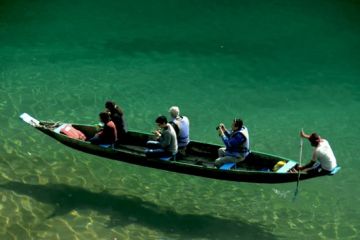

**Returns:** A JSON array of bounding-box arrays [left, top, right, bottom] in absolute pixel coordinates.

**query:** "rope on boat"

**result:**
[[39, 121, 62, 130]]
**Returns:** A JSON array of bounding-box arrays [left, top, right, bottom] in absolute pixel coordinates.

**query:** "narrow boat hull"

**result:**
[[20, 113, 338, 184]]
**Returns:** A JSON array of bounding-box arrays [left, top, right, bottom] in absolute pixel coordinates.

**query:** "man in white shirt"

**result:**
[[297, 130, 337, 174]]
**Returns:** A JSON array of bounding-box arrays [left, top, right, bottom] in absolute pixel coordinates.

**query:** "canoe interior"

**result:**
[[40, 121, 291, 172]]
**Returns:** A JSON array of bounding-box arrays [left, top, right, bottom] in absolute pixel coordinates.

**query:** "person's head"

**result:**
[[105, 100, 123, 115], [105, 100, 116, 110], [99, 111, 111, 123], [155, 115, 168, 128], [232, 118, 243, 131], [309, 133, 320, 147], [169, 106, 180, 118]]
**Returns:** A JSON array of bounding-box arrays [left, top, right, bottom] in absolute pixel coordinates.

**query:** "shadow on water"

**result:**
[[0, 181, 277, 239]]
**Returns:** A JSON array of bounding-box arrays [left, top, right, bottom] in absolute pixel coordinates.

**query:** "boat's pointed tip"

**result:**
[[19, 113, 40, 127]]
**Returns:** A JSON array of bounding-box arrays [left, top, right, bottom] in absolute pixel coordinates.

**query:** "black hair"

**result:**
[[99, 111, 111, 123], [233, 118, 243, 129], [309, 133, 320, 146], [155, 115, 167, 124], [105, 100, 124, 115]]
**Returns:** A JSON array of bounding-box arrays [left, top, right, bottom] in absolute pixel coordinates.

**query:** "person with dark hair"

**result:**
[[89, 111, 117, 145], [145, 115, 178, 159], [214, 118, 250, 168], [105, 100, 127, 143], [296, 130, 337, 174]]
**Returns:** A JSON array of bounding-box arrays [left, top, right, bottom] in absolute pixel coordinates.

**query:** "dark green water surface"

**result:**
[[1, 0, 359, 239]]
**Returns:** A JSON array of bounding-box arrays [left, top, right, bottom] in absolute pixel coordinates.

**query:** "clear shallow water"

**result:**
[[0, 0, 359, 239]]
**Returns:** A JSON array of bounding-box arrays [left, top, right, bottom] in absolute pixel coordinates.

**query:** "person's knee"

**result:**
[[214, 158, 224, 168], [218, 148, 226, 157], [146, 141, 160, 148]]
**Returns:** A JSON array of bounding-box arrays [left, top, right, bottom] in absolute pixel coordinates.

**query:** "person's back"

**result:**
[[111, 111, 127, 134], [297, 130, 338, 174], [105, 100, 127, 141], [174, 116, 190, 148], [314, 139, 337, 171], [236, 126, 250, 159], [168, 106, 190, 148]]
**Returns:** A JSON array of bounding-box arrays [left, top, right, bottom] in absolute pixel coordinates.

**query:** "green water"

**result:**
[[1, 0, 359, 239]]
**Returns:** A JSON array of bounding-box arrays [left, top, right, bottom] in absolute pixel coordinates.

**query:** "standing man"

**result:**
[[215, 118, 250, 168], [297, 130, 337, 174]]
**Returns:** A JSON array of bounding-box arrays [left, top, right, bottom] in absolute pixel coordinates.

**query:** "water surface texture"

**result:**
[[0, 0, 359, 239]]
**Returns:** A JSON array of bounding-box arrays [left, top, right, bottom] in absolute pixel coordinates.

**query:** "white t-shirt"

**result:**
[[312, 139, 337, 171]]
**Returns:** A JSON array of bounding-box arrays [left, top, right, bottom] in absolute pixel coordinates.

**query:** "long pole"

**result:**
[[293, 129, 303, 201]]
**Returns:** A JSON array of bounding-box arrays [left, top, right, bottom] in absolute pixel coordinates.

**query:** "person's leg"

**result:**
[[89, 135, 101, 145], [146, 140, 169, 158], [146, 141, 162, 149], [145, 148, 166, 158], [218, 147, 226, 157], [306, 162, 330, 175], [145, 148, 174, 159], [214, 155, 238, 168]]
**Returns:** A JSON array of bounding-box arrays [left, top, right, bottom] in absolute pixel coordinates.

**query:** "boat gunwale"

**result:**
[[28, 120, 325, 183]]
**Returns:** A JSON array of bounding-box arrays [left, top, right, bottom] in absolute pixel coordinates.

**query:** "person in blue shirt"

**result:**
[[215, 118, 250, 168]]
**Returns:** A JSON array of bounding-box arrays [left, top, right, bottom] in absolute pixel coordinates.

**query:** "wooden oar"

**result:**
[[293, 129, 303, 201]]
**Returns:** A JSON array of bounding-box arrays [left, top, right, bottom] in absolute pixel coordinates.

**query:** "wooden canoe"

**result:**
[[19, 113, 340, 184]]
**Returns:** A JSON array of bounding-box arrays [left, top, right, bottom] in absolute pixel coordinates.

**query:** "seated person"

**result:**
[[145, 115, 178, 159], [105, 100, 127, 143], [294, 130, 337, 175], [89, 111, 117, 145], [168, 106, 190, 156], [215, 118, 250, 168]]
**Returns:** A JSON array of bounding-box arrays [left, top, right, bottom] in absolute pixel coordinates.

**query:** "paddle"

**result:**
[[293, 128, 303, 201]]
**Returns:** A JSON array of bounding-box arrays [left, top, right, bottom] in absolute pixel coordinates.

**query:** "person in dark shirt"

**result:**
[[89, 111, 117, 145], [105, 100, 127, 143], [145, 115, 178, 159]]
